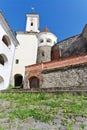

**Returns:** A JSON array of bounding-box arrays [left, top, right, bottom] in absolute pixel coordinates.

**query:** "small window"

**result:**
[[47, 39, 51, 43], [15, 59, 19, 64], [42, 52, 45, 56], [31, 22, 33, 26], [40, 39, 44, 43]]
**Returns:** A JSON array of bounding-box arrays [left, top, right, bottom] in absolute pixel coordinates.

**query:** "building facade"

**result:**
[[12, 13, 39, 87], [24, 25, 87, 90], [0, 11, 87, 90], [0, 12, 19, 90], [12, 13, 57, 87]]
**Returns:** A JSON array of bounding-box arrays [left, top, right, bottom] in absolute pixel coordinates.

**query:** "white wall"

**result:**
[[12, 33, 38, 85], [0, 25, 16, 90]]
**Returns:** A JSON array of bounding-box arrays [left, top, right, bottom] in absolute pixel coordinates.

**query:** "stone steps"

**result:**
[[0, 88, 87, 94]]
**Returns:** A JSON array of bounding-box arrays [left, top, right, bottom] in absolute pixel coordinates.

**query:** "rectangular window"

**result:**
[[42, 52, 45, 56], [31, 22, 33, 26], [15, 59, 19, 64]]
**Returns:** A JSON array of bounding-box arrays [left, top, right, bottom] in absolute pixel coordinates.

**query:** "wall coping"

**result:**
[[25, 54, 87, 72]]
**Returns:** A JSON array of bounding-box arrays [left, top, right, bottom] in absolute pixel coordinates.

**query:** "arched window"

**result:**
[[2, 35, 11, 48], [0, 54, 8, 65], [0, 55, 4, 65], [31, 22, 33, 26], [47, 39, 51, 43], [40, 39, 44, 43]]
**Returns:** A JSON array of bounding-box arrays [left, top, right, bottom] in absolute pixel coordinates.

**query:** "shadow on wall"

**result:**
[[0, 76, 4, 89]]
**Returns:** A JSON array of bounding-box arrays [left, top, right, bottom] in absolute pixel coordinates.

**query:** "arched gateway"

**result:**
[[29, 76, 39, 89], [14, 74, 23, 87]]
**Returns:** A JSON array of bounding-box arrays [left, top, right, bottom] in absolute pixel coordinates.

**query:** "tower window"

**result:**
[[47, 39, 51, 43], [15, 59, 19, 64], [42, 52, 45, 56], [31, 22, 33, 26], [40, 39, 44, 43]]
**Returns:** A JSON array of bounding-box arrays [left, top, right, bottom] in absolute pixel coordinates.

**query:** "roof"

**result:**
[[41, 27, 50, 32], [0, 11, 19, 46]]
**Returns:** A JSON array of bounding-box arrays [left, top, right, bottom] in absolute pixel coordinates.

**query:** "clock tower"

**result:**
[[26, 13, 39, 32], [12, 12, 39, 87]]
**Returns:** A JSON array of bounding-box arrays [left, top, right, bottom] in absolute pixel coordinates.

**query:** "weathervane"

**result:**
[[31, 7, 35, 13]]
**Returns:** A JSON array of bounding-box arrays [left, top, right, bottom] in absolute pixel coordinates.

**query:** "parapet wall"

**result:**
[[41, 64, 87, 89], [25, 54, 87, 89]]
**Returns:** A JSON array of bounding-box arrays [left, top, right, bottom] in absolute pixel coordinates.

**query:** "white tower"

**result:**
[[37, 28, 57, 63], [12, 13, 39, 87], [26, 14, 39, 32]]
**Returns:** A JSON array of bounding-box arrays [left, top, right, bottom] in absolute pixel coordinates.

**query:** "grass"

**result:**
[[0, 127, 5, 130], [0, 92, 87, 123]]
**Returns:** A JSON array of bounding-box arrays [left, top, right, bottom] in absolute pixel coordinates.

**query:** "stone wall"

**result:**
[[61, 37, 87, 58], [52, 35, 87, 59], [25, 54, 87, 90], [41, 64, 87, 89], [58, 35, 79, 55], [52, 35, 79, 59]]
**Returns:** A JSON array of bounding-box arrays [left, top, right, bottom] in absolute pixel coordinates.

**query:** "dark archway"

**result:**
[[2, 35, 11, 47], [0, 54, 8, 65], [29, 76, 39, 89], [14, 74, 23, 87]]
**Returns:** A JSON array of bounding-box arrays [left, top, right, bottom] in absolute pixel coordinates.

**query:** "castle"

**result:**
[[0, 11, 87, 90], [11, 12, 57, 87]]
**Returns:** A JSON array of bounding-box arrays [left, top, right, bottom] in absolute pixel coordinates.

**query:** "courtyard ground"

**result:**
[[0, 92, 87, 130]]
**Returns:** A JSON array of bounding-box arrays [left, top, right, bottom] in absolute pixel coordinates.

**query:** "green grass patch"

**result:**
[[0, 92, 87, 122]]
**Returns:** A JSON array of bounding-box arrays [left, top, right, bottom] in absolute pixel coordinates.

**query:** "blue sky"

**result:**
[[0, 0, 87, 41]]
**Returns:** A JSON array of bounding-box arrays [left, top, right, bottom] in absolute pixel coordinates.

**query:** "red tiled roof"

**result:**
[[41, 27, 50, 32]]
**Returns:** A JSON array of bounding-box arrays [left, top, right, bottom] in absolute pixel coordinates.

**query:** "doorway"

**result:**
[[14, 74, 23, 87], [29, 76, 39, 89]]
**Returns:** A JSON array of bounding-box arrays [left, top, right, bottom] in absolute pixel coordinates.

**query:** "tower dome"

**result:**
[[37, 27, 57, 63]]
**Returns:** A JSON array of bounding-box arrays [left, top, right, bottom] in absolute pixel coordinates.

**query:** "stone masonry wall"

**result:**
[[37, 46, 52, 63], [25, 54, 87, 89], [61, 37, 87, 58], [41, 64, 87, 89], [52, 35, 79, 57], [58, 35, 79, 56]]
